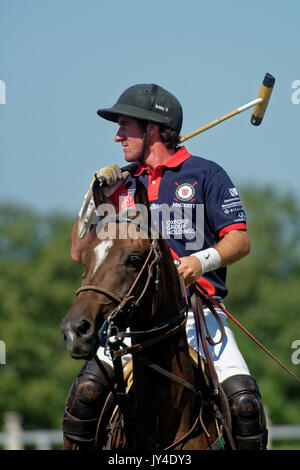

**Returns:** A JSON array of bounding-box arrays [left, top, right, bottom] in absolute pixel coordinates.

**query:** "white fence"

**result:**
[[0, 412, 63, 450], [0, 412, 300, 450]]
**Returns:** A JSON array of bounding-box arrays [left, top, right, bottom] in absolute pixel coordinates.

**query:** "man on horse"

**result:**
[[63, 84, 268, 450]]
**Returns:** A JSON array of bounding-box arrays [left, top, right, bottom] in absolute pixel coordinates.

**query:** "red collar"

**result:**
[[134, 146, 191, 176]]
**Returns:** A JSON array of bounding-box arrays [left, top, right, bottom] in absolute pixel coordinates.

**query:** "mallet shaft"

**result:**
[[180, 98, 262, 143], [180, 72, 275, 143]]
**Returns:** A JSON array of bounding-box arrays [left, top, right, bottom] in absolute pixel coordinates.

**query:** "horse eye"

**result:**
[[125, 254, 144, 269]]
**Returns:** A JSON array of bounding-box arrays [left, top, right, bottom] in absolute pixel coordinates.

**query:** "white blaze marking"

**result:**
[[93, 240, 114, 275]]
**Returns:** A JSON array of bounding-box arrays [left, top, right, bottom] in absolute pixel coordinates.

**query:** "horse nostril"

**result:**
[[75, 319, 93, 337]]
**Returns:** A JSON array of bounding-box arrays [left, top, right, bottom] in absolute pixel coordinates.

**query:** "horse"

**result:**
[[61, 179, 228, 450]]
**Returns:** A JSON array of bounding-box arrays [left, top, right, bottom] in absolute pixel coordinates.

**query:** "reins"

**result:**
[[75, 213, 238, 449], [193, 282, 300, 385], [76, 214, 220, 449], [109, 311, 187, 358], [76, 218, 193, 393]]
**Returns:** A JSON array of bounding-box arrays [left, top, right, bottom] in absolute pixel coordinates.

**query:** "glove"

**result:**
[[95, 165, 122, 186], [94, 165, 126, 197]]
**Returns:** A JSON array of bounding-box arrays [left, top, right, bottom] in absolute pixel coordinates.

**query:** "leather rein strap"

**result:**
[[75, 215, 203, 436], [190, 292, 220, 396], [193, 283, 300, 385], [75, 213, 195, 387], [75, 214, 235, 448]]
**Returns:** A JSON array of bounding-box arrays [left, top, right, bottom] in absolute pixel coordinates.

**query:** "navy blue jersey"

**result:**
[[110, 146, 247, 298]]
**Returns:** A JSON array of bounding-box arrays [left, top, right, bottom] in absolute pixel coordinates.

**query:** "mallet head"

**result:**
[[251, 73, 275, 126]]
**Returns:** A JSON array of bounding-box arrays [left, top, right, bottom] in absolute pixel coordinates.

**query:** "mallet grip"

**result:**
[[251, 73, 275, 126]]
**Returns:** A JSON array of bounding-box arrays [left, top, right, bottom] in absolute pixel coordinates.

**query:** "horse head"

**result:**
[[61, 179, 182, 360]]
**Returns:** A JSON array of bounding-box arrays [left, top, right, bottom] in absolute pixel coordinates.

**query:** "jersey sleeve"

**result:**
[[204, 167, 247, 238]]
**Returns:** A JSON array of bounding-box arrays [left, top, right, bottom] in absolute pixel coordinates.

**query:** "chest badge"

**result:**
[[174, 182, 197, 202]]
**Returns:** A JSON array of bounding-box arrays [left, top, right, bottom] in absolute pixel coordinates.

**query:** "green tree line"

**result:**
[[0, 186, 299, 433]]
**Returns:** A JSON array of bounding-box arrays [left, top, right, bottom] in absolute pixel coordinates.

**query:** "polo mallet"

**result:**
[[180, 72, 275, 143], [77, 73, 275, 238]]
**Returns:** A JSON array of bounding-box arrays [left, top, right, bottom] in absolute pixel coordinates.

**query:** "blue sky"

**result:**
[[1, 0, 299, 216]]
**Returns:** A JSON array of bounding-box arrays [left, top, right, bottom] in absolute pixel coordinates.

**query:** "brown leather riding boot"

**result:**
[[62, 358, 114, 450]]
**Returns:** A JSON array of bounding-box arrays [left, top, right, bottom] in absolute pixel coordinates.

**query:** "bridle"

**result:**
[[75, 214, 194, 447], [72, 210, 300, 449], [74, 214, 227, 450], [75, 214, 188, 358]]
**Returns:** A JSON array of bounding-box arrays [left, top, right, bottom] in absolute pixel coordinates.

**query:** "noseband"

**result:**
[[76, 285, 122, 304], [74, 214, 203, 450], [75, 214, 187, 356], [75, 214, 168, 344]]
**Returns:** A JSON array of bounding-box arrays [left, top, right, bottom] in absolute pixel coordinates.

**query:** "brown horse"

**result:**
[[61, 180, 226, 450]]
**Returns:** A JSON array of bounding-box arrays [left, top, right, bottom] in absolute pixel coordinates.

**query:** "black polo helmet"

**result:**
[[97, 84, 183, 134]]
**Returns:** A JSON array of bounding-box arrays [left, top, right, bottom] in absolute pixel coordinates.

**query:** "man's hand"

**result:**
[[95, 165, 127, 197], [176, 256, 203, 286], [175, 230, 250, 286]]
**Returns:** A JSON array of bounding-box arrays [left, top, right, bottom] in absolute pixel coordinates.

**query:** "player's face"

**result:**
[[115, 116, 145, 162]]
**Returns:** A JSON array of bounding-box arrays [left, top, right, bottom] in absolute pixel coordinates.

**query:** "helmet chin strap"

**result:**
[[138, 84, 158, 164], [138, 128, 147, 164]]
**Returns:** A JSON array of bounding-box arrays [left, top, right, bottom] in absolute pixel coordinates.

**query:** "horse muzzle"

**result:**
[[61, 316, 99, 359]]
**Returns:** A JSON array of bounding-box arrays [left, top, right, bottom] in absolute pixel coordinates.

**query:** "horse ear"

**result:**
[[134, 179, 153, 233], [92, 178, 112, 208], [134, 179, 149, 209]]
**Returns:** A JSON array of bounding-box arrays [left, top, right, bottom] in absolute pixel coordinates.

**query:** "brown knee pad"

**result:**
[[62, 358, 114, 446], [221, 374, 268, 450]]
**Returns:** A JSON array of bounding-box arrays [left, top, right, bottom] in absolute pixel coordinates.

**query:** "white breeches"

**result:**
[[186, 306, 250, 383]]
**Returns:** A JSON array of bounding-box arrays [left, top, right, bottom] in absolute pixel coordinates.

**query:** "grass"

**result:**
[[270, 439, 300, 450]]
